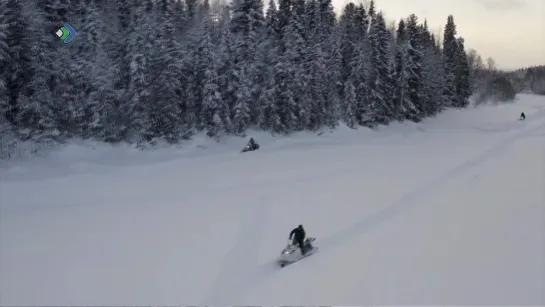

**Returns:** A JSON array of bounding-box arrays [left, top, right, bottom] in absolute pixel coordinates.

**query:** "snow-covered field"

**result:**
[[1, 94, 544, 305]]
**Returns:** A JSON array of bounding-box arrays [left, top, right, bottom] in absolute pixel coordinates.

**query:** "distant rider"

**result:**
[[289, 224, 306, 255], [520, 112, 526, 120], [247, 137, 257, 149]]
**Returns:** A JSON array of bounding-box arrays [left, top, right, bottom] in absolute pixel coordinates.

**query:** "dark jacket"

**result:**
[[290, 226, 305, 242]]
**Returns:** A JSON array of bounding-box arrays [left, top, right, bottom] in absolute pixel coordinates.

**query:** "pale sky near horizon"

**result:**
[[330, 0, 545, 70]]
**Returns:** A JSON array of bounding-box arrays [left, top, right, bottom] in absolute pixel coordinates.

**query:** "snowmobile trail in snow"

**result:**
[[175, 106, 545, 203], [226, 110, 545, 303], [316, 116, 545, 253], [201, 195, 271, 305]]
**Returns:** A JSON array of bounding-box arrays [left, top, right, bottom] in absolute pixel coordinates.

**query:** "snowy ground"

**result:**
[[1, 94, 544, 305]]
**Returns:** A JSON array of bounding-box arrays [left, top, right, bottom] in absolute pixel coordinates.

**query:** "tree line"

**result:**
[[1, 0, 473, 145]]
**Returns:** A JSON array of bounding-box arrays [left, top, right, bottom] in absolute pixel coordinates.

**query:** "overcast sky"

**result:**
[[330, 0, 545, 70]]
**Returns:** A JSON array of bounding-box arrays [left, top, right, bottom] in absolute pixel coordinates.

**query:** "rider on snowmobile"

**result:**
[[247, 137, 258, 149], [289, 224, 306, 255]]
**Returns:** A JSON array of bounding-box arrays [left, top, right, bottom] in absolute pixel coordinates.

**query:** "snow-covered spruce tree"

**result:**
[[0, 0, 8, 122], [112, 0, 132, 95], [271, 56, 297, 133], [193, 0, 211, 124], [275, 0, 291, 50], [318, 0, 335, 42], [392, 19, 419, 121], [318, 0, 340, 126], [16, 0, 65, 138], [144, 0, 185, 142], [245, 0, 266, 124], [338, 3, 361, 128], [197, 0, 210, 23], [122, 0, 154, 142], [257, 0, 280, 131], [180, 38, 200, 137], [418, 20, 443, 117], [454, 37, 471, 107], [305, 36, 331, 130], [185, 0, 198, 20], [302, 0, 332, 130], [367, 0, 375, 19], [1, 0, 34, 129], [354, 3, 369, 42], [428, 32, 447, 113], [343, 76, 358, 128], [287, 0, 311, 129], [404, 14, 425, 116], [251, 1, 271, 124], [266, 0, 303, 133], [365, 12, 394, 127], [200, 16, 229, 139], [305, 0, 317, 42], [210, 3, 230, 44], [76, 0, 119, 141], [338, 2, 370, 113], [442, 15, 458, 108], [231, 66, 253, 134], [172, 0, 187, 37], [265, 0, 278, 43], [86, 0, 139, 141], [340, 40, 367, 127], [49, 0, 105, 138], [339, 3, 358, 92], [324, 28, 343, 126], [228, 0, 265, 134], [53, 49, 87, 137], [215, 26, 235, 133], [257, 67, 282, 132]]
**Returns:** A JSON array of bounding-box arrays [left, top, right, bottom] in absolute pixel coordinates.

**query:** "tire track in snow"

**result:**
[[201, 195, 271, 305], [227, 112, 545, 302]]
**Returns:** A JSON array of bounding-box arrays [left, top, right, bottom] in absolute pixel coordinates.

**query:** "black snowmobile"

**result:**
[[520, 112, 526, 120], [242, 138, 259, 152]]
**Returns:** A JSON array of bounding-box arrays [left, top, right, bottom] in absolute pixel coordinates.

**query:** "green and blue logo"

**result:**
[[56, 23, 77, 43]]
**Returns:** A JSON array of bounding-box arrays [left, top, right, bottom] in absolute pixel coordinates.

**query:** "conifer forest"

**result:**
[[1, 0, 476, 145]]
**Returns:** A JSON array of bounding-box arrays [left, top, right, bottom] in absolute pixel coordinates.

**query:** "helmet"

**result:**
[[298, 224, 303, 229]]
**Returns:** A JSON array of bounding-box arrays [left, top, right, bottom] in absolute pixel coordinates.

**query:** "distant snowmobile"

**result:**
[[241, 137, 259, 152], [277, 237, 318, 267], [520, 112, 526, 120]]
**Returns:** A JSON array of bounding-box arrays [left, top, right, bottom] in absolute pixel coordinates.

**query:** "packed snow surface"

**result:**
[[1, 94, 544, 305]]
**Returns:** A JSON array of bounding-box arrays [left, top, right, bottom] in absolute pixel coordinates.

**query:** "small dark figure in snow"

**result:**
[[520, 112, 526, 120], [289, 224, 306, 255], [242, 137, 260, 152], [248, 137, 257, 148]]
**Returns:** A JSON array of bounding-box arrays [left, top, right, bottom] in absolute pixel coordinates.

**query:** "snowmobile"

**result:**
[[520, 112, 526, 120], [277, 237, 318, 267], [241, 142, 259, 152]]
